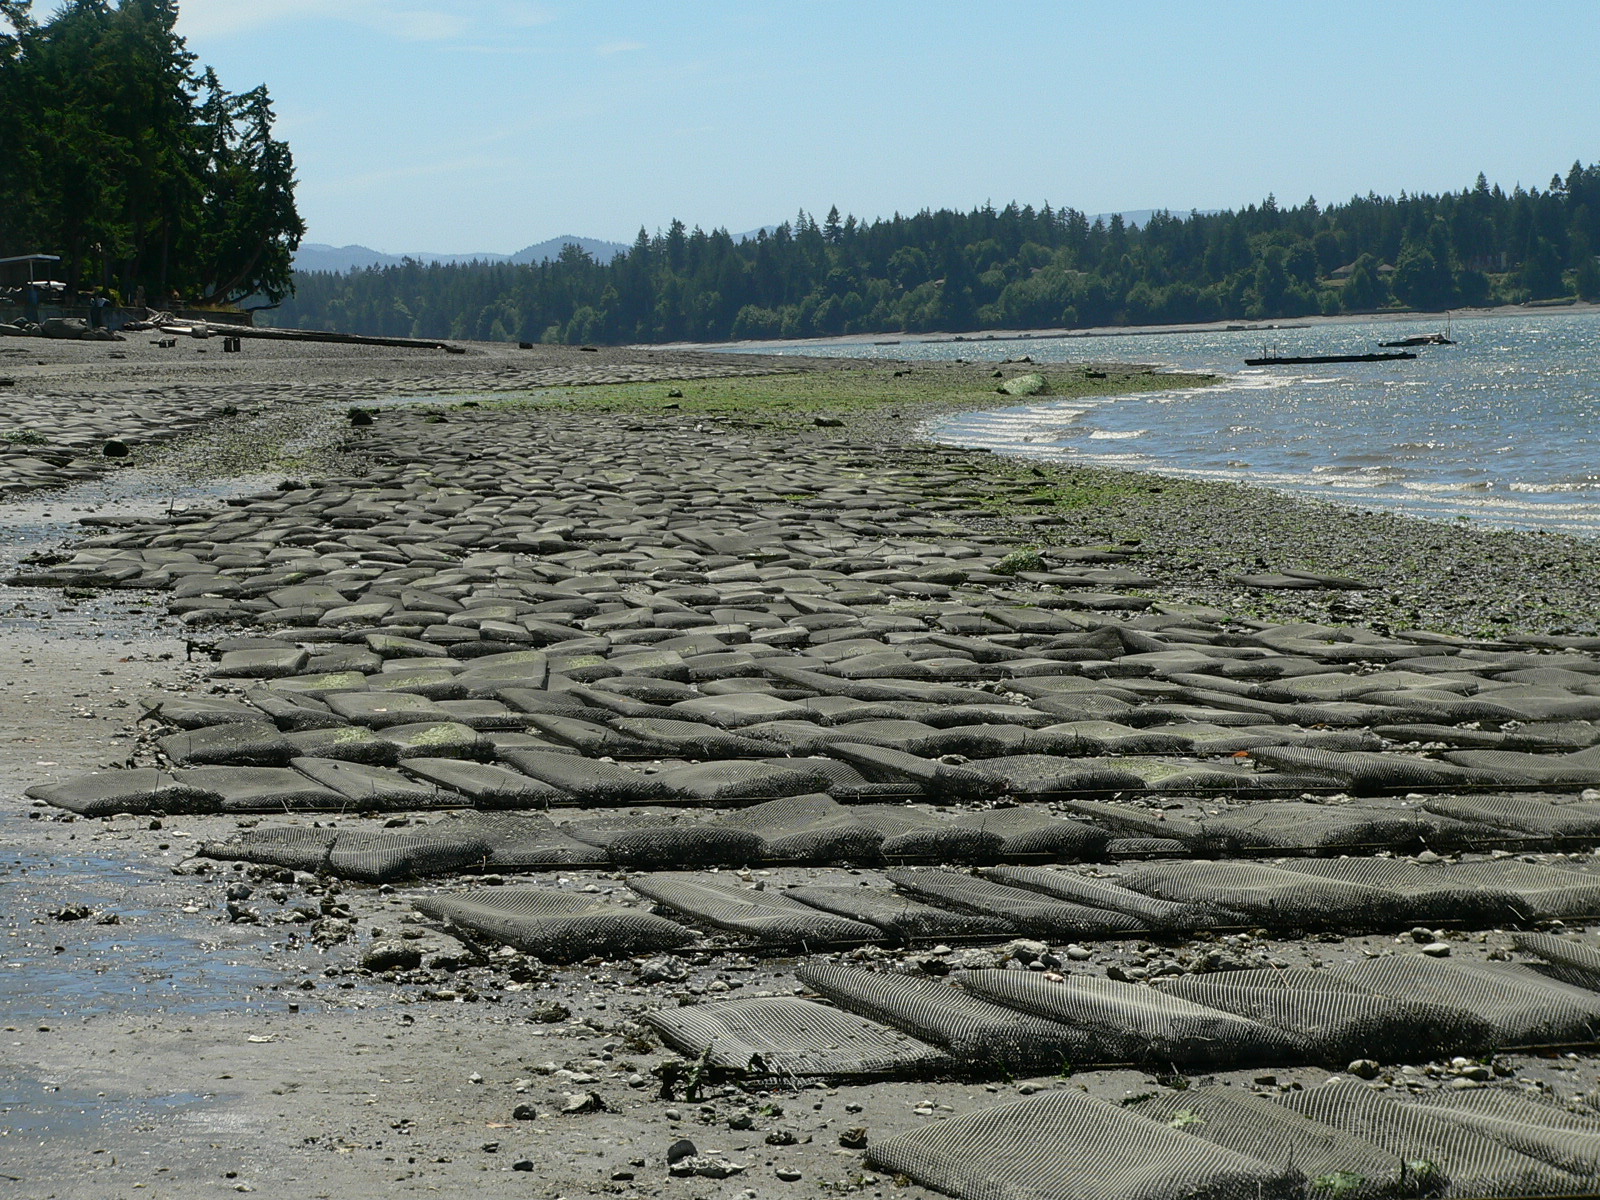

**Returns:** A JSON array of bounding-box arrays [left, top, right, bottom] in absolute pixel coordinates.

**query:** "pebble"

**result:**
[[665, 1138, 697, 1165]]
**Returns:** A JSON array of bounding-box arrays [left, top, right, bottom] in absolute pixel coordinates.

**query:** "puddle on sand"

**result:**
[[0, 844, 283, 1022], [0, 1077, 221, 1137]]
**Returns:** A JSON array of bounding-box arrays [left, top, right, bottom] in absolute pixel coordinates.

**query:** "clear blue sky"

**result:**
[[169, 0, 1600, 253]]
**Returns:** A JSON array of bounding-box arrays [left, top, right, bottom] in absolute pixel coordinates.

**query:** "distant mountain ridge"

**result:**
[[292, 235, 631, 274]]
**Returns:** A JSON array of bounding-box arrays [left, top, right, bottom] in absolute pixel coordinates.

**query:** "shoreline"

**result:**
[[4, 341, 1600, 1197], [654, 297, 1600, 354]]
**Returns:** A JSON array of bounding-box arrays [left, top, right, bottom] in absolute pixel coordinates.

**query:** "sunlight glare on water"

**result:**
[[720, 309, 1600, 534]]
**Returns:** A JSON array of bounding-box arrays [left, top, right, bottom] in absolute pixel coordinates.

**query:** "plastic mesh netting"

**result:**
[[1411, 1087, 1600, 1180], [24, 768, 222, 816], [1441, 750, 1600, 789], [1117, 861, 1396, 929], [796, 962, 1093, 1072], [1514, 931, 1600, 992], [159, 721, 291, 766], [980, 865, 1224, 932], [289, 758, 449, 807], [1342, 953, 1600, 1048], [823, 742, 1002, 801], [865, 1088, 1298, 1200], [440, 812, 609, 869], [413, 886, 694, 961], [1424, 794, 1600, 843], [786, 885, 1015, 942], [400, 757, 573, 808], [563, 812, 763, 869], [1246, 745, 1482, 794], [958, 754, 1147, 796], [496, 749, 675, 803], [643, 996, 956, 1080], [199, 824, 490, 882], [611, 716, 779, 759], [885, 868, 1148, 940], [1269, 858, 1523, 926], [947, 806, 1110, 860], [650, 759, 841, 802], [181, 766, 352, 812], [1160, 967, 1495, 1063], [851, 806, 1004, 863], [707, 793, 885, 862], [628, 873, 881, 949], [1281, 1080, 1589, 1197], [956, 969, 1303, 1069], [1129, 1086, 1408, 1199], [1197, 801, 1455, 855], [1432, 860, 1600, 921]]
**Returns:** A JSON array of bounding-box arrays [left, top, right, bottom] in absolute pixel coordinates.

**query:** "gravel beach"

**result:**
[[6, 335, 1600, 1200]]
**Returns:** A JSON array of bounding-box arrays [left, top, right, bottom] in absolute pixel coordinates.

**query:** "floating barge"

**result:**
[[1244, 351, 1417, 365], [1380, 333, 1455, 347]]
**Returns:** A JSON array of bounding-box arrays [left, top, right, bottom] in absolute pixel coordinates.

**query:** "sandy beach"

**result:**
[[6, 335, 1600, 1200]]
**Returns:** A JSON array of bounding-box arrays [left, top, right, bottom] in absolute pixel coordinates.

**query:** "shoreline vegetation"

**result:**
[[268, 162, 1600, 346]]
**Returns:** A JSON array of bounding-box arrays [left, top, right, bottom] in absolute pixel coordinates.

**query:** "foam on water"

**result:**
[[715, 309, 1600, 534]]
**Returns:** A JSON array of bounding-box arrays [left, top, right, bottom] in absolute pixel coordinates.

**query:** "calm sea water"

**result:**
[[717, 309, 1600, 535]]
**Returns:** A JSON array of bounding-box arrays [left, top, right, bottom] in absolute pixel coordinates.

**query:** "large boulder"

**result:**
[[997, 372, 1047, 396], [41, 316, 89, 339]]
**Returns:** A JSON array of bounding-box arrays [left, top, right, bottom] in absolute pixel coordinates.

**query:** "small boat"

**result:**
[[1244, 351, 1417, 365], [1379, 333, 1454, 347]]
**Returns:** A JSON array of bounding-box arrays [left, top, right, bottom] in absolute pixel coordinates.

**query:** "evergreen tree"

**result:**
[[0, 0, 302, 303]]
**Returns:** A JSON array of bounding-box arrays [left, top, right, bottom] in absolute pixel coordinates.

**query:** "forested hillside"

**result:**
[[274, 163, 1600, 344]]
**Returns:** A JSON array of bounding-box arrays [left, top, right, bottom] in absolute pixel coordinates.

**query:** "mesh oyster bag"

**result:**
[[1514, 931, 1600, 992], [786, 885, 1014, 943], [1341, 953, 1600, 1049], [1129, 1085, 1409, 1200], [1160, 967, 1496, 1064], [1281, 1079, 1590, 1197], [956, 969, 1305, 1070], [563, 811, 764, 869], [850, 805, 1004, 863], [1269, 857, 1524, 926], [1423, 793, 1600, 845], [435, 812, 609, 869], [885, 868, 1148, 940], [707, 793, 885, 862], [200, 823, 491, 883], [25, 768, 223, 816], [643, 996, 956, 1081], [1410, 1087, 1600, 1180], [796, 962, 1094, 1073], [413, 886, 694, 962], [982, 865, 1233, 931], [627, 873, 881, 950], [865, 1088, 1298, 1200], [1117, 860, 1398, 930]]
